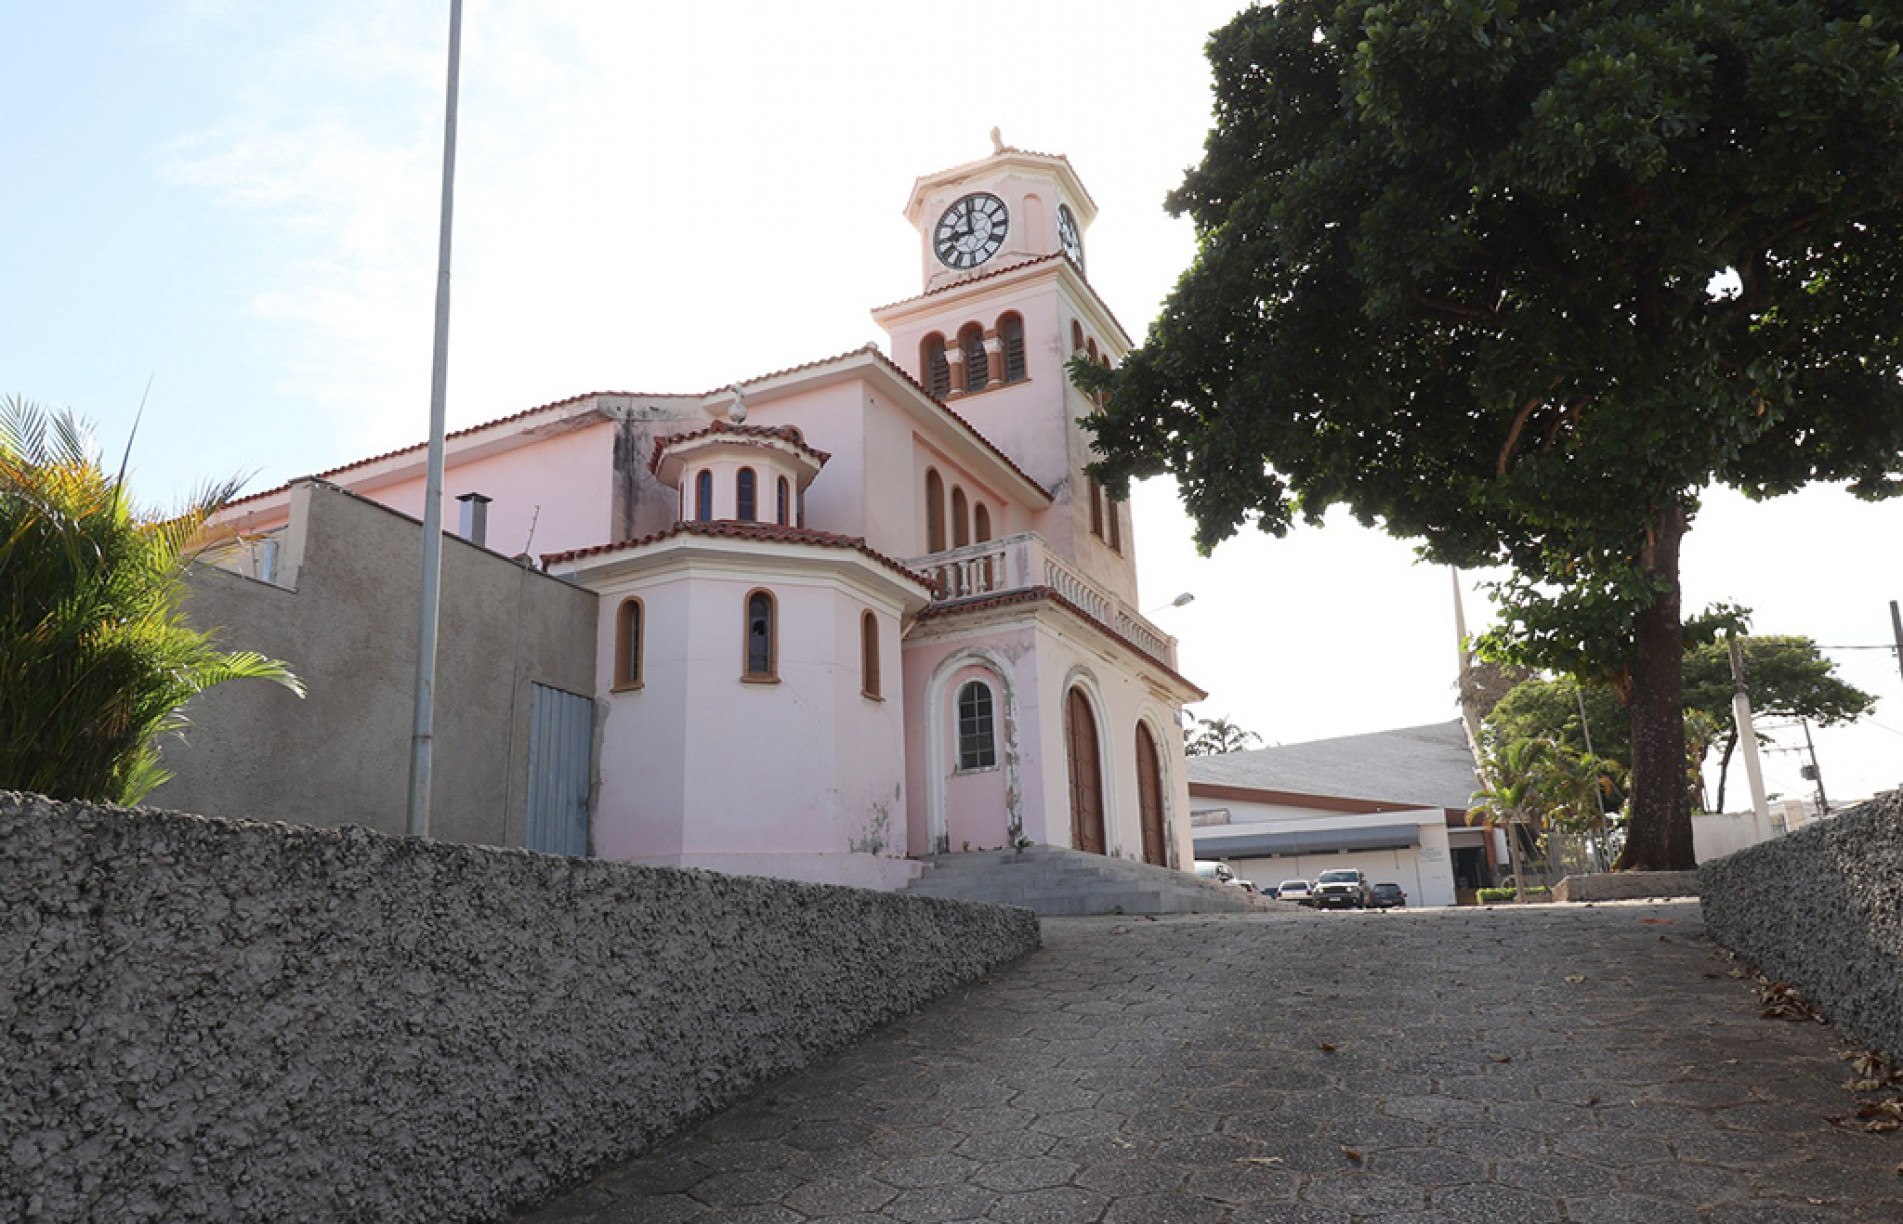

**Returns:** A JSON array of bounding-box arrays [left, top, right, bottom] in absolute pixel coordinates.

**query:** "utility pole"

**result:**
[[1891, 600, 1903, 689], [406, 0, 464, 839], [1451, 569, 1489, 783], [1798, 718, 1828, 818], [1574, 685, 1611, 872], [1728, 637, 1773, 833]]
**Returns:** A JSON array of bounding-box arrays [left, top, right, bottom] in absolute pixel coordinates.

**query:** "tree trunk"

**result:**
[[1615, 502, 1698, 871], [1714, 731, 1738, 814]]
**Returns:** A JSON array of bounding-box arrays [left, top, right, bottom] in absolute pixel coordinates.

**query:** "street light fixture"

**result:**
[[1146, 591, 1195, 615]]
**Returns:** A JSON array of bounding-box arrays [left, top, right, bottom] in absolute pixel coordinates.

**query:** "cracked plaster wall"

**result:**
[[0, 793, 1039, 1223]]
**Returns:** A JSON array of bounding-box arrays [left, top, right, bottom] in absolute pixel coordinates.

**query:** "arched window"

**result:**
[[695, 470, 713, 522], [1088, 477, 1104, 538], [743, 589, 776, 681], [776, 476, 790, 526], [736, 467, 757, 522], [796, 489, 806, 527], [925, 468, 946, 552], [1087, 337, 1099, 363], [999, 313, 1027, 384], [921, 333, 951, 399], [973, 502, 991, 543], [861, 610, 881, 699], [959, 322, 988, 393], [614, 597, 643, 690], [956, 681, 996, 770], [1072, 320, 1086, 353], [951, 486, 970, 548], [1107, 492, 1122, 552]]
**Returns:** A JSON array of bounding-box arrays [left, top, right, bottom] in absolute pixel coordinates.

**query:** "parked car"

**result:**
[[1276, 879, 1316, 907], [1313, 868, 1372, 909], [1369, 882, 1408, 909], [1193, 860, 1256, 891]]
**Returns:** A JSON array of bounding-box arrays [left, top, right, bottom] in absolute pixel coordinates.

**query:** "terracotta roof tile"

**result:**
[[871, 252, 1067, 313], [914, 147, 1100, 213], [647, 420, 831, 474], [715, 344, 1047, 500], [540, 520, 931, 589], [221, 342, 1050, 516], [917, 585, 1206, 699], [222, 389, 648, 510], [871, 252, 1136, 350]]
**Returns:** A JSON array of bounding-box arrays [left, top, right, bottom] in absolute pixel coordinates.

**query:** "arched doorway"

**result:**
[[1066, 688, 1106, 855], [1135, 723, 1167, 866]]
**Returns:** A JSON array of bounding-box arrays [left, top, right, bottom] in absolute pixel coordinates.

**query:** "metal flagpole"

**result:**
[[407, 0, 464, 838]]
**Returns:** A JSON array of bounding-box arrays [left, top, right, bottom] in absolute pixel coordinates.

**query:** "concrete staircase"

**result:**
[[904, 846, 1291, 917]]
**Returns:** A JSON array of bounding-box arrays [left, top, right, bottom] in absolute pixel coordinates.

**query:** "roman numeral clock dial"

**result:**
[[933, 192, 1009, 270]]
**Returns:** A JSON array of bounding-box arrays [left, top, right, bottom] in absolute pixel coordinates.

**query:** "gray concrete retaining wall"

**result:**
[[0, 793, 1040, 1222], [1553, 870, 1700, 903], [1700, 789, 1903, 1058], [156, 480, 599, 849]]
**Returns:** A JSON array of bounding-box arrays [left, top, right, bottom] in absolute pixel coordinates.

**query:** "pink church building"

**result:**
[[194, 144, 1204, 892]]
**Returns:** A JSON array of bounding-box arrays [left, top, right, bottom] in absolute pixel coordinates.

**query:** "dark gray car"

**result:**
[[1313, 867, 1371, 909]]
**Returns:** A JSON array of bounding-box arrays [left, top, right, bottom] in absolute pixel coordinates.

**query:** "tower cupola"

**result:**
[[651, 421, 828, 527]]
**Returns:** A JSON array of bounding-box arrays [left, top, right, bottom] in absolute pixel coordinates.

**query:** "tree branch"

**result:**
[[1498, 379, 1566, 475], [1416, 292, 1498, 322]]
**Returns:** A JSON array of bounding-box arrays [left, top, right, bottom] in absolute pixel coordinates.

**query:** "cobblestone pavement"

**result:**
[[517, 901, 1903, 1223]]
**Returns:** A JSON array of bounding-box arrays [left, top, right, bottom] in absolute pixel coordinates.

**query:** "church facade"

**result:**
[[199, 145, 1204, 890]]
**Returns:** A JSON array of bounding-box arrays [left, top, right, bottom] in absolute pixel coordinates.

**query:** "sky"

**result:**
[[4, 1, 1899, 807]]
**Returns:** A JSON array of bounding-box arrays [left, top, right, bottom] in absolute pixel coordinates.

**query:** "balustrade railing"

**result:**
[[907, 532, 1176, 669]]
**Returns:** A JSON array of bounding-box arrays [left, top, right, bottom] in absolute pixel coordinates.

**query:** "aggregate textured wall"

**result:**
[[0, 793, 1040, 1223], [1700, 789, 1903, 1058]]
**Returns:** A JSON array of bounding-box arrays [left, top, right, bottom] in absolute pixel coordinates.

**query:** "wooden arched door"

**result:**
[[1066, 688, 1106, 855], [1136, 723, 1167, 866]]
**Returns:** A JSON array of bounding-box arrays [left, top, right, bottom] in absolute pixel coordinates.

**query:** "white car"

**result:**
[[1277, 879, 1316, 906], [1193, 860, 1257, 891]]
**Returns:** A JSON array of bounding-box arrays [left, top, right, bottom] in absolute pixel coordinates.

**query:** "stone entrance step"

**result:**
[[904, 846, 1291, 916]]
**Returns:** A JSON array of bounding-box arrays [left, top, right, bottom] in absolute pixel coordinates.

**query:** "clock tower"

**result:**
[[900, 137, 1097, 293], [872, 139, 1138, 606]]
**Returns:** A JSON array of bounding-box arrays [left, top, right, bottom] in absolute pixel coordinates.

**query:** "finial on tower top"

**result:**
[[989, 126, 1004, 154], [726, 385, 748, 424]]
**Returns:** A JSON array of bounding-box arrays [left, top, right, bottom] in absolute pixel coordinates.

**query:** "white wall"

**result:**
[[1195, 803, 1458, 908]]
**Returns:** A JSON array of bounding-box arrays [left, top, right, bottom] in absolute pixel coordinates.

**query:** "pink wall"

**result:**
[[880, 269, 1141, 607], [361, 420, 619, 560], [577, 548, 914, 874]]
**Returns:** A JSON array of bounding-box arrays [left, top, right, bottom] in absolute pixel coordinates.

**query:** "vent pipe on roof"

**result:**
[[457, 491, 492, 547]]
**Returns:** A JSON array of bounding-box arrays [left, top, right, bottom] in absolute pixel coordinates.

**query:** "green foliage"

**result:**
[[1488, 634, 1873, 808], [1477, 886, 1550, 905], [1083, 0, 1903, 866], [0, 397, 302, 805], [1184, 713, 1264, 757], [1469, 734, 1622, 835]]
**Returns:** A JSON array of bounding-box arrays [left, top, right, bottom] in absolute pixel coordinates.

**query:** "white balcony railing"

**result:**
[[908, 532, 1178, 669]]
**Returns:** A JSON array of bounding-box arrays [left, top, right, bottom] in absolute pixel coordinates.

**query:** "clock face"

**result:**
[[934, 193, 1010, 270], [1057, 203, 1083, 269]]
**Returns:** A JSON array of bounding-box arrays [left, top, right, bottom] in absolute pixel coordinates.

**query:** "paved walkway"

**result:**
[[518, 901, 1902, 1223]]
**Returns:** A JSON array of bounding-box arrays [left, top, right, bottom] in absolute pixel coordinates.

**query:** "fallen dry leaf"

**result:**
[[1564, 974, 1587, 984], [1340, 1147, 1363, 1163]]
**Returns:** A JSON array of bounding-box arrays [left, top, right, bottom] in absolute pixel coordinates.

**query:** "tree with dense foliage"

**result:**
[[1082, 0, 1903, 869], [1184, 713, 1265, 757], [1490, 635, 1872, 809], [1466, 735, 1554, 902], [0, 397, 302, 805]]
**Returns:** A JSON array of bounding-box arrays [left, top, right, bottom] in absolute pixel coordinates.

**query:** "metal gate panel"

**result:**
[[525, 683, 593, 856]]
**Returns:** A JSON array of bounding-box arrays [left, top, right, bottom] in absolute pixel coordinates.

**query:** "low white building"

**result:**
[[1187, 720, 1494, 908]]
